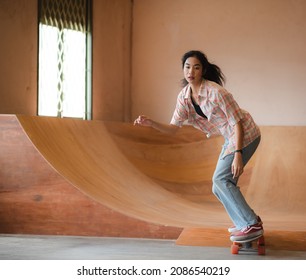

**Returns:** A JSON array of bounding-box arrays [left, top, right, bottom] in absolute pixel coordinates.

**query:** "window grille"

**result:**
[[38, 0, 92, 119]]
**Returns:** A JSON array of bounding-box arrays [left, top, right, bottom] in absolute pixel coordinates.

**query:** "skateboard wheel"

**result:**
[[257, 236, 265, 245], [258, 246, 266, 255], [231, 244, 239, 254], [257, 236, 266, 255]]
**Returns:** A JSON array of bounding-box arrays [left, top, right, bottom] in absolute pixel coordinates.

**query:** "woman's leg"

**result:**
[[212, 137, 261, 230]]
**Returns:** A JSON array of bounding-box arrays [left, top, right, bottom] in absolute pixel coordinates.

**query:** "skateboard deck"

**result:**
[[231, 235, 265, 255]]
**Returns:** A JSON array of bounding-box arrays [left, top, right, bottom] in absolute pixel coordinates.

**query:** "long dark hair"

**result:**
[[181, 50, 226, 87]]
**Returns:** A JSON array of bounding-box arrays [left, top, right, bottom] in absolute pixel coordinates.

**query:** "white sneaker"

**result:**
[[228, 225, 238, 233]]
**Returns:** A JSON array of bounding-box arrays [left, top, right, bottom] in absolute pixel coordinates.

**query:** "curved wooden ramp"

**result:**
[[16, 115, 229, 228], [1, 115, 184, 238], [1, 115, 306, 250], [108, 123, 306, 231]]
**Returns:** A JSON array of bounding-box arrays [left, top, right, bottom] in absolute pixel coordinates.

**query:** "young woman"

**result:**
[[134, 50, 263, 242]]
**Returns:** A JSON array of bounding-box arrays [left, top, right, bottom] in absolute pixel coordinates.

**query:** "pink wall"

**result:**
[[132, 0, 306, 125]]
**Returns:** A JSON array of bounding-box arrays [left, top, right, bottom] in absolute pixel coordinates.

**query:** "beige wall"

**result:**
[[0, 0, 132, 121], [0, 0, 37, 115], [92, 0, 132, 121], [132, 0, 306, 125], [1, 0, 305, 125]]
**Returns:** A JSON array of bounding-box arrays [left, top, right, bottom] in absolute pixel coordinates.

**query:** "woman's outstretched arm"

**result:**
[[134, 115, 179, 135]]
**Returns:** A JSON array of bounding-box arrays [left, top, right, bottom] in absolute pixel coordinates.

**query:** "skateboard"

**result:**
[[231, 235, 265, 255]]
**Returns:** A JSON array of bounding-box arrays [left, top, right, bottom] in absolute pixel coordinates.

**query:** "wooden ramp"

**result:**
[[1, 115, 306, 250]]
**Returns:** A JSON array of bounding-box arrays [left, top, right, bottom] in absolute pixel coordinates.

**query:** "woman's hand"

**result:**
[[232, 121, 244, 178], [232, 152, 244, 178], [134, 115, 179, 135], [134, 115, 153, 127]]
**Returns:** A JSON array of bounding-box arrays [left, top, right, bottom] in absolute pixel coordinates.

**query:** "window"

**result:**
[[38, 0, 92, 119]]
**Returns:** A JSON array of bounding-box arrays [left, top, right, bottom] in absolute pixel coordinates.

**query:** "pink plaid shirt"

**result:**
[[170, 80, 261, 156]]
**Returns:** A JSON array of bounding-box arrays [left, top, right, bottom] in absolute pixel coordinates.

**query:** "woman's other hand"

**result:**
[[232, 153, 244, 178]]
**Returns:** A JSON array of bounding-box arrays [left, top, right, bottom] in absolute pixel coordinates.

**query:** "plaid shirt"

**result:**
[[170, 80, 261, 156]]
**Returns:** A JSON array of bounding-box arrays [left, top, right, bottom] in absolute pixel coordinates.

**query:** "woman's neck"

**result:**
[[190, 81, 202, 101]]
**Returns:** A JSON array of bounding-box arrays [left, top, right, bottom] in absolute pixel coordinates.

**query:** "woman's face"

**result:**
[[183, 56, 203, 85]]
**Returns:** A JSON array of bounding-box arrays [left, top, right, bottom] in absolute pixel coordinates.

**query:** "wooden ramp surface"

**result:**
[[1, 115, 306, 250]]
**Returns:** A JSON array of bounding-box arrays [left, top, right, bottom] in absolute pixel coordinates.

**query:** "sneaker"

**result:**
[[228, 216, 262, 234], [228, 225, 238, 233], [257, 216, 263, 225], [230, 222, 264, 242]]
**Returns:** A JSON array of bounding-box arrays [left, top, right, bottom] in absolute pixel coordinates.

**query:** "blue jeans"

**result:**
[[212, 136, 261, 230]]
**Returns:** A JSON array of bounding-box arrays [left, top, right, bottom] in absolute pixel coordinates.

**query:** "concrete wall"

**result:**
[[132, 0, 306, 125]]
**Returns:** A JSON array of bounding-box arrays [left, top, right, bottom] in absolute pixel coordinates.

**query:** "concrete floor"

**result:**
[[0, 234, 306, 260]]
